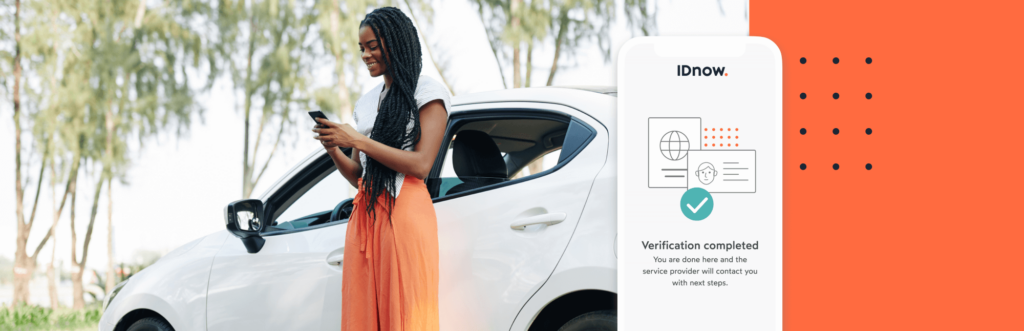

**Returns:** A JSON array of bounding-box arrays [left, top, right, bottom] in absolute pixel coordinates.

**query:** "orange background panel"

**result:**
[[752, 1, 1024, 330]]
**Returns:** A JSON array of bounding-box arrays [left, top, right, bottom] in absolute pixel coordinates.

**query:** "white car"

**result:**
[[99, 86, 618, 331]]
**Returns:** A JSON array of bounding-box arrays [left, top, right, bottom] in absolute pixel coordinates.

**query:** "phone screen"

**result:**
[[617, 37, 783, 330]]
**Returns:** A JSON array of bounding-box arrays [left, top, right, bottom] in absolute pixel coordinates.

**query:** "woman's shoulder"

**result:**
[[416, 75, 449, 94], [414, 75, 452, 111]]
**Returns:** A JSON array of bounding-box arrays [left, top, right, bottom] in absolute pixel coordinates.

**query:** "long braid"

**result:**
[[360, 7, 422, 223]]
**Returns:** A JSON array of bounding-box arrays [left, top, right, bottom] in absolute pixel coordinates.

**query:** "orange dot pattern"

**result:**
[[703, 128, 740, 147]]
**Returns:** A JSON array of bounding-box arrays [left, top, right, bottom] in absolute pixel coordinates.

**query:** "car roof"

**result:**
[[260, 86, 616, 200], [450, 86, 616, 127]]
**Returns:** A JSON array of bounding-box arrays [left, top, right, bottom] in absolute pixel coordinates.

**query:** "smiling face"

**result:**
[[358, 25, 387, 77]]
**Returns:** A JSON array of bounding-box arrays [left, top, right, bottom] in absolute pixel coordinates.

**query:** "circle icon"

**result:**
[[680, 188, 714, 221], [660, 131, 689, 161]]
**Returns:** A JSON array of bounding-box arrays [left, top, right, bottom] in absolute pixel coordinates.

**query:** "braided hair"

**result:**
[[360, 7, 423, 222]]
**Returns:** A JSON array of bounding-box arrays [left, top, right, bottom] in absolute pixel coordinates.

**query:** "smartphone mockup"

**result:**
[[617, 37, 783, 330]]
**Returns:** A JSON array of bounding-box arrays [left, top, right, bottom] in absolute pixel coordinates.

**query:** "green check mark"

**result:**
[[680, 188, 714, 221]]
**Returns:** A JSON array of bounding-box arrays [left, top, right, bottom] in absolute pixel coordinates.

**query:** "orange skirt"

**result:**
[[342, 176, 439, 331]]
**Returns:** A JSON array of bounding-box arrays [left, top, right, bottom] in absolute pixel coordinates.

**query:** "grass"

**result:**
[[0, 304, 100, 331]]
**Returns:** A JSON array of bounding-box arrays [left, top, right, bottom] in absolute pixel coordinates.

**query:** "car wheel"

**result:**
[[126, 317, 174, 331], [557, 309, 616, 331]]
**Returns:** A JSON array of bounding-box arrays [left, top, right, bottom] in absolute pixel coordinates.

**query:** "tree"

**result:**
[[9, 0, 211, 309], [545, 0, 614, 86], [63, 0, 208, 309], [21, 2, 80, 308], [313, 0, 369, 124], [470, 0, 549, 89], [398, 0, 454, 94], [214, 0, 318, 199], [623, 0, 656, 37], [7, 0, 66, 306], [5, 0, 208, 307]]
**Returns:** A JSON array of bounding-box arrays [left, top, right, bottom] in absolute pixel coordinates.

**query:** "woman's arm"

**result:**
[[326, 146, 362, 188], [315, 99, 447, 180]]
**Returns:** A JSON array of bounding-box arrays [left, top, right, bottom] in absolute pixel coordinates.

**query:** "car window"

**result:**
[[428, 115, 595, 199], [509, 149, 561, 179], [272, 170, 350, 230]]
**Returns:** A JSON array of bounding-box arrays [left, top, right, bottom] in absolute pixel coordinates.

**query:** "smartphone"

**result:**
[[308, 110, 328, 128], [617, 37, 782, 330]]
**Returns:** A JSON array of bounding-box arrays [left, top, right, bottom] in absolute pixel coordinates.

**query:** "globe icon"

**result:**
[[660, 131, 689, 161]]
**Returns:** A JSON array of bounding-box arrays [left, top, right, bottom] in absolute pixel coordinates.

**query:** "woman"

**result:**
[[313, 7, 449, 331]]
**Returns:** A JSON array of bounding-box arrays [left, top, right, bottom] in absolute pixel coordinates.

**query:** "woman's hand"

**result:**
[[313, 118, 365, 149]]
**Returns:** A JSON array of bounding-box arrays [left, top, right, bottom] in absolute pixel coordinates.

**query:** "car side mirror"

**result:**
[[224, 199, 266, 254]]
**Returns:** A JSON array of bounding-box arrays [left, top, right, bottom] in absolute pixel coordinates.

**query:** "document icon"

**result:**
[[688, 150, 756, 193], [648, 118, 702, 188]]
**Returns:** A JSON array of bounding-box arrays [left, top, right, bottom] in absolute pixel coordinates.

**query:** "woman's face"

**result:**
[[359, 25, 387, 77]]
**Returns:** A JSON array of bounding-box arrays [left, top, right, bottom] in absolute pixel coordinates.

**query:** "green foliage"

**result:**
[[470, 0, 618, 87], [623, 0, 656, 36], [212, 0, 328, 197], [550, 0, 615, 62], [0, 304, 101, 331], [18, 0, 213, 184]]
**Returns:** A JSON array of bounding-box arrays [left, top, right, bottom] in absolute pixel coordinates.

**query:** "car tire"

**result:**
[[126, 317, 174, 331], [557, 309, 616, 331]]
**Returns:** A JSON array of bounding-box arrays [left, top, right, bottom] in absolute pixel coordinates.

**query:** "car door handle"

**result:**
[[510, 213, 566, 230], [326, 249, 344, 265]]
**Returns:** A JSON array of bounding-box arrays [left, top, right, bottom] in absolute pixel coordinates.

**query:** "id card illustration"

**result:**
[[617, 37, 782, 330]]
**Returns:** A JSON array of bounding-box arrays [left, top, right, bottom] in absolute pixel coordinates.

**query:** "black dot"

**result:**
[[800, 163, 807, 170], [866, 57, 873, 64], [800, 57, 807, 64], [833, 163, 840, 170], [866, 92, 873, 99], [833, 57, 839, 64], [800, 128, 807, 135], [865, 163, 873, 170], [832, 93, 839, 99], [832, 128, 839, 135], [800, 93, 807, 99], [865, 128, 873, 135]]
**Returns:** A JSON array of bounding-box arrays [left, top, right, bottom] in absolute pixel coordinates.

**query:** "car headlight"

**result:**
[[105, 279, 129, 309]]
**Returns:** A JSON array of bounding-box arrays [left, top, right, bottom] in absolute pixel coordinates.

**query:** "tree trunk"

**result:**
[[105, 102, 116, 295], [512, 47, 521, 88], [525, 43, 532, 87], [32, 148, 79, 309], [12, 0, 29, 306], [244, 15, 289, 199], [402, 0, 455, 95], [511, 0, 522, 88], [528, 157, 543, 176], [472, 6, 507, 89], [106, 177, 115, 294], [546, 11, 569, 86], [48, 162, 59, 309], [71, 263, 84, 309], [329, 0, 354, 124], [242, 18, 257, 198], [71, 176, 104, 309], [47, 256, 58, 308], [69, 176, 80, 309]]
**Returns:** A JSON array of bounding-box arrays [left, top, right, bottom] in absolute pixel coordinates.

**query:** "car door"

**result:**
[[430, 102, 608, 330], [207, 161, 350, 331]]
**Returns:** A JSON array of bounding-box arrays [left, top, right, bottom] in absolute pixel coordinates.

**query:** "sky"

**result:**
[[0, 0, 748, 275]]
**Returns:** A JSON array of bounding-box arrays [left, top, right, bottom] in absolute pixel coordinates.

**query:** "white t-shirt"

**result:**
[[353, 75, 451, 198]]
